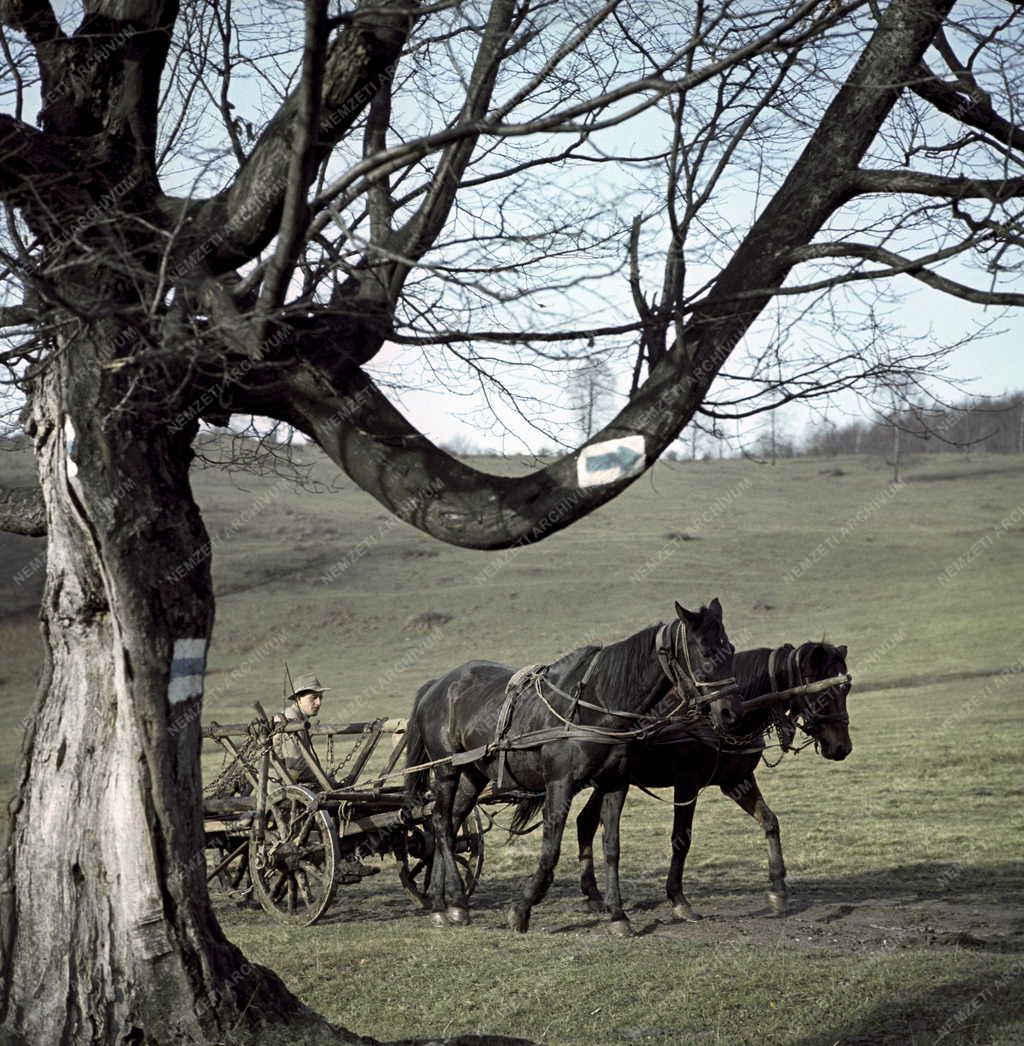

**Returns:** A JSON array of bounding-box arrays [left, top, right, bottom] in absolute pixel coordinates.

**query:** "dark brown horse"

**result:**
[[405, 600, 736, 933], [575, 642, 852, 921]]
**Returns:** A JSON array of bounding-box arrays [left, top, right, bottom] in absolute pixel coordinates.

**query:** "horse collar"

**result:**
[[768, 643, 797, 693]]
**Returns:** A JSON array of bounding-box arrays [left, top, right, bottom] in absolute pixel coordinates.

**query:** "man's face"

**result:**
[[295, 691, 322, 717]]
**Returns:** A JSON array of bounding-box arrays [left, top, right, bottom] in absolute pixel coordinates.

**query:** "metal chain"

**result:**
[[326, 718, 384, 781], [204, 720, 273, 797]]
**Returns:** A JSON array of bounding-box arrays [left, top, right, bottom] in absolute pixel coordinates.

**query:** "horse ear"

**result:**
[[838, 644, 848, 660], [675, 600, 696, 624], [708, 597, 723, 619]]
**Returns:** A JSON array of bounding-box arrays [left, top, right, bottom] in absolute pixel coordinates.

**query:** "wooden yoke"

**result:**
[[739, 673, 852, 714]]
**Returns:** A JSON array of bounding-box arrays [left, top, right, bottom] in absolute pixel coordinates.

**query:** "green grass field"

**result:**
[[2, 446, 1022, 1045]]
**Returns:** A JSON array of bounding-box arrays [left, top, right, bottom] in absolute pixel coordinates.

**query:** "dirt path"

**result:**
[[632, 889, 1024, 959]]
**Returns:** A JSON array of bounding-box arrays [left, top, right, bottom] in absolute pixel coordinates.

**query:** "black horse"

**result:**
[[405, 599, 736, 933], [574, 641, 852, 921]]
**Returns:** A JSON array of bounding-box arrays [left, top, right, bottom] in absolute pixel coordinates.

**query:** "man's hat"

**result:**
[[288, 673, 330, 700]]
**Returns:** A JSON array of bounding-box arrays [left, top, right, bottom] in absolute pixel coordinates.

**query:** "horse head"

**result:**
[[786, 642, 852, 761], [672, 598, 739, 729]]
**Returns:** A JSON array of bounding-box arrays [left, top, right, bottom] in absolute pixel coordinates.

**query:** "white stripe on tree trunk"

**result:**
[[168, 637, 207, 704]]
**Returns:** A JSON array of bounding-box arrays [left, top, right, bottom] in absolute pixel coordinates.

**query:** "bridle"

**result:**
[[772, 642, 850, 740], [656, 618, 735, 707]]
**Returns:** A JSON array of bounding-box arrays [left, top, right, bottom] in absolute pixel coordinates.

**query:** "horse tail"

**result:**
[[405, 679, 435, 800], [508, 793, 545, 836]]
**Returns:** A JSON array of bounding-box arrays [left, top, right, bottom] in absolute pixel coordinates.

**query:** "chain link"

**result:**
[[325, 718, 385, 782], [204, 720, 273, 797]]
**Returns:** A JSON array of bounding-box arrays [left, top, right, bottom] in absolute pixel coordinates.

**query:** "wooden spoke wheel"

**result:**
[[205, 832, 254, 906], [399, 807, 485, 907], [248, 785, 340, 926]]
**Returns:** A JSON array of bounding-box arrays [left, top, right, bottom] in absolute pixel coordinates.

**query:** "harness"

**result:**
[[486, 620, 735, 788], [655, 618, 728, 703], [761, 643, 850, 765], [784, 643, 851, 732]]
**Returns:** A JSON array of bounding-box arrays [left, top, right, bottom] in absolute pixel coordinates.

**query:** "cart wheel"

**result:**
[[249, 785, 340, 926], [206, 833, 254, 907], [399, 807, 485, 907]]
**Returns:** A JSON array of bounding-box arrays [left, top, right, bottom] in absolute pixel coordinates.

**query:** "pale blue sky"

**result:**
[[6, 3, 1020, 456]]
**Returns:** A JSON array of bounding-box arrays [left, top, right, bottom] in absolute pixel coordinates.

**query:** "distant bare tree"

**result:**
[[1, 1, 1023, 1043], [569, 358, 614, 439]]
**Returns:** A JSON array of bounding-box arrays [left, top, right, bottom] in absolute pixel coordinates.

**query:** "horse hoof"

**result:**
[[446, 905, 471, 926], [585, 898, 608, 915], [507, 906, 530, 933], [768, 892, 789, 915], [430, 910, 449, 927], [671, 903, 703, 922], [608, 919, 636, 938]]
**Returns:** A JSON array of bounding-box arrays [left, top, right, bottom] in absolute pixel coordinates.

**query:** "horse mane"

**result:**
[[733, 648, 775, 702], [584, 623, 661, 698]]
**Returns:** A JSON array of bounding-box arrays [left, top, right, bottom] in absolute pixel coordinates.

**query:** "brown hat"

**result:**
[[288, 673, 329, 700]]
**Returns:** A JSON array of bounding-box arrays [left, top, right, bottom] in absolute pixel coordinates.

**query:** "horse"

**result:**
[[574, 641, 852, 921], [404, 599, 737, 934]]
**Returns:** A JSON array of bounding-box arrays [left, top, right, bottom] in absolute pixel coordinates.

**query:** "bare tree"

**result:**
[[1, 1, 1023, 1043], [569, 358, 613, 439]]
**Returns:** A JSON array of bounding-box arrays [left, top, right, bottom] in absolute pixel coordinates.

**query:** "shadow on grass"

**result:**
[[653, 859, 1024, 903], [220, 859, 1024, 946], [792, 970, 1024, 1046]]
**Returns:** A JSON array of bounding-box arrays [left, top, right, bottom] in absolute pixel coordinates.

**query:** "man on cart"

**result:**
[[273, 672, 379, 881], [272, 672, 331, 782]]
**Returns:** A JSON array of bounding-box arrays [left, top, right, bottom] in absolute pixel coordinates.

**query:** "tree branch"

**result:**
[[0, 0, 62, 46], [0, 304, 36, 326], [788, 241, 1024, 306], [0, 483, 46, 536], [248, 0, 956, 551], [194, 0, 418, 273], [256, 0, 329, 317], [380, 0, 516, 302], [910, 59, 1024, 154], [851, 167, 1024, 200], [0, 113, 74, 204]]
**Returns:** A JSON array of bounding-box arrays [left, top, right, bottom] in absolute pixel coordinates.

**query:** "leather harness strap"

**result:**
[[768, 643, 797, 693], [493, 668, 535, 791], [483, 622, 739, 785]]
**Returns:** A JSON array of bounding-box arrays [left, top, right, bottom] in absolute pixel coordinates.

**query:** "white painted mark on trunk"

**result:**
[[168, 637, 207, 704], [577, 435, 646, 488], [63, 416, 78, 478]]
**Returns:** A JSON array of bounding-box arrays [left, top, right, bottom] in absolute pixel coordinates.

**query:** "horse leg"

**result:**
[[427, 765, 469, 926], [576, 788, 606, 913], [444, 775, 485, 924], [729, 776, 788, 914], [507, 778, 572, 933], [599, 787, 634, 936], [451, 773, 484, 834], [665, 785, 701, 921]]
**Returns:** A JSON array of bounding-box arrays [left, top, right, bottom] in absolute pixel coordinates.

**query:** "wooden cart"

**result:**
[[201, 705, 485, 926]]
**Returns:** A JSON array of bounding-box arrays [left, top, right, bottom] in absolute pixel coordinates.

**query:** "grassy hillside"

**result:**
[[2, 445, 1023, 1045]]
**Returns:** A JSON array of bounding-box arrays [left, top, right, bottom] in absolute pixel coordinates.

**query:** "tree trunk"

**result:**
[[891, 420, 901, 484], [0, 335, 299, 1043]]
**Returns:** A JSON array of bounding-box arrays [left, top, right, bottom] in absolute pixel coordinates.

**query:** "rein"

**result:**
[[530, 619, 736, 741]]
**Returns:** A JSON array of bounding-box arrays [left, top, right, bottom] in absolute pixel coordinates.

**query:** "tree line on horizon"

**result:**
[[801, 390, 1024, 459]]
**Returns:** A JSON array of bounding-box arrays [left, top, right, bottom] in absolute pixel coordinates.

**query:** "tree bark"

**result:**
[[0, 331, 299, 1043], [0, 485, 45, 536]]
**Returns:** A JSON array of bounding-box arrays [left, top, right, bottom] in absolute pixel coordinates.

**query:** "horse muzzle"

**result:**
[[704, 688, 744, 734]]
